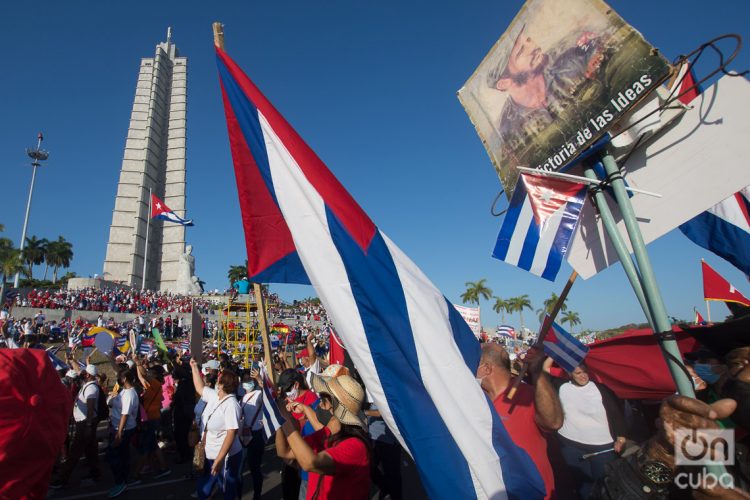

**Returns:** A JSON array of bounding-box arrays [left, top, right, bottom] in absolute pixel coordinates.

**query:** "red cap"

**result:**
[[0, 349, 72, 498]]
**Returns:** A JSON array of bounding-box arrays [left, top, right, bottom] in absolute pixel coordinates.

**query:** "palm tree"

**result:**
[[561, 310, 582, 333], [537, 292, 568, 322], [0, 240, 23, 302], [21, 236, 47, 280], [45, 236, 74, 284], [227, 259, 249, 287], [492, 297, 510, 323], [508, 294, 533, 329], [461, 279, 493, 306]]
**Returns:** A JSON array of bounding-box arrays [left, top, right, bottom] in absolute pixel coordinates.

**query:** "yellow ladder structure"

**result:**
[[220, 294, 264, 368]]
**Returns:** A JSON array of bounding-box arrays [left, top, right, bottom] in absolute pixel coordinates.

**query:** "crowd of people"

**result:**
[[1, 296, 749, 499], [12, 287, 217, 315]]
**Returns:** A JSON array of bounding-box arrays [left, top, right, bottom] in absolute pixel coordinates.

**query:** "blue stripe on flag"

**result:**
[[543, 321, 588, 372], [518, 216, 540, 271], [680, 206, 750, 277], [217, 57, 279, 208], [541, 189, 585, 280], [492, 182, 527, 261], [326, 207, 477, 498]]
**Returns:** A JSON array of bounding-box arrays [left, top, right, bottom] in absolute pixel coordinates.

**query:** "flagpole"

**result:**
[[706, 300, 711, 323], [142, 188, 151, 291], [582, 163, 655, 329]]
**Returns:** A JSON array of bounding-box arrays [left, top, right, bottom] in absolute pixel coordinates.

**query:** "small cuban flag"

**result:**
[[151, 193, 193, 226], [542, 319, 589, 373]]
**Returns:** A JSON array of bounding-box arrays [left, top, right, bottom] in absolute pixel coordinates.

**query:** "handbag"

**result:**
[[193, 396, 232, 471], [239, 393, 264, 447]]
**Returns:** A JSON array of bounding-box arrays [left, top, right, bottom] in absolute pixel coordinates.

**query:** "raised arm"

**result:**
[[525, 348, 563, 431], [135, 357, 151, 389], [190, 358, 205, 396]]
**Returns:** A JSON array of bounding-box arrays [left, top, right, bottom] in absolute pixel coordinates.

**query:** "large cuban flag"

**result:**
[[215, 47, 544, 499]]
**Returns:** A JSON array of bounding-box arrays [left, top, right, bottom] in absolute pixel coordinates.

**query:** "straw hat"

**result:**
[[310, 373, 366, 429]]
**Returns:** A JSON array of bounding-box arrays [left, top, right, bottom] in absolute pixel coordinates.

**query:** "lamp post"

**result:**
[[14, 133, 49, 288]]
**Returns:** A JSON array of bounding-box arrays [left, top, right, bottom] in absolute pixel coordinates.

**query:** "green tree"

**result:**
[[45, 236, 74, 284], [227, 259, 249, 287], [22, 236, 48, 280], [508, 294, 533, 329], [492, 297, 510, 323], [0, 240, 23, 302], [561, 310, 582, 333], [461, 279, 493, 306], [536, 292, 568, 322]]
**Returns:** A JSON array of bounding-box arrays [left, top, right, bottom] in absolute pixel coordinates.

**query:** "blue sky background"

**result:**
[[1, 1, 748, 332]]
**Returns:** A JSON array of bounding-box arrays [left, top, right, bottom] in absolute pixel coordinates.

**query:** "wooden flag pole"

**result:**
[[508, 270, 577, 399], [212, 20, 275, 382]]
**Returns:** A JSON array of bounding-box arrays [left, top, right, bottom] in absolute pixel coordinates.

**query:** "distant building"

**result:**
[[103, 29, 188, 291]]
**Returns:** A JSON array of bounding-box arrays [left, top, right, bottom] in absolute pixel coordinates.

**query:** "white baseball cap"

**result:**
[[66, 369, 78, 378], [126, 360, 135, 368], [85, 364, 97, 377]]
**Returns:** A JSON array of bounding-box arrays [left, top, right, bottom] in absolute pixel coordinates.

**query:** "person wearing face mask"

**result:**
[[276, 369, 320, 500], [721, 346, 750, 434], [276, 373, 371, 500], [239, 369, 265, 500], [190, 359, 243, 500]]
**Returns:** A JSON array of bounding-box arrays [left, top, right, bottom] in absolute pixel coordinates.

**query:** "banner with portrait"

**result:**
[[458, 0, 670, 197]]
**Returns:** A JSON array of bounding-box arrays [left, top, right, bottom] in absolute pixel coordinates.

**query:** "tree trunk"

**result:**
[[53, 266, 58, 284], [43, 263, 49, 281], [519, 310, 524, 329]]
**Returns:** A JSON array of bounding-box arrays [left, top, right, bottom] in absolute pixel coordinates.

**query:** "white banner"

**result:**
[[567, 76, 750, 278], [453, 304, 482, 339]]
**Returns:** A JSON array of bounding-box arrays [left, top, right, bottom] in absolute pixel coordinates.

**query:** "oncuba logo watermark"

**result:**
[[674, 429, 734, 489]]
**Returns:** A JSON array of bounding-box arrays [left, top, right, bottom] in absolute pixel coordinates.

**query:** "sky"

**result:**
[[1, 1, 748, 332]]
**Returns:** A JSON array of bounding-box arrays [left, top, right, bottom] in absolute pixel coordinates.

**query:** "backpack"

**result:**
[[95, 384, 109, 422]]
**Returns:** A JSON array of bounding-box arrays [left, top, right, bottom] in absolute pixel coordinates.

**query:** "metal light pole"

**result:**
[[14, 133, 49, 288]]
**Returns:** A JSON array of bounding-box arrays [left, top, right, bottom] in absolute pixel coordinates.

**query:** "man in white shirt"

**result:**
[[51, 365, 101, 488], [239, 373, 265, 500]]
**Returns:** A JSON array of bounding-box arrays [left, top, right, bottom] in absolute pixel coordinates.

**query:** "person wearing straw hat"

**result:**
[[276, 372, 371, 500]]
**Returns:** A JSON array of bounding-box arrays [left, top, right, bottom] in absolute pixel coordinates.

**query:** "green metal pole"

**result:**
[[582, 164, 655, 329], [599, 152, 694, 397]]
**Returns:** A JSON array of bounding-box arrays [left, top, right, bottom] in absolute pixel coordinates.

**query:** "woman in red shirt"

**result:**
[[276, 373, 371, 500]]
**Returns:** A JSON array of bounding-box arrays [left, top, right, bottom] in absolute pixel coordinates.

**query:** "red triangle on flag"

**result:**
[[521, 174, 586, 227], [151, 193, 171, 218]]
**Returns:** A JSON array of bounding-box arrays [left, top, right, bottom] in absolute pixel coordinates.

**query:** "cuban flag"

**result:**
[[138, 339, 154, 356], [179, 340, 190, 351], [496, 325, 516, 339], [542, 320, 589, 373], [151, 193, 193, 226], [493, 173, 587, 282], [216, 46, 543, 498], [680, 186, 750, 277], [259, 362, 285, 441]]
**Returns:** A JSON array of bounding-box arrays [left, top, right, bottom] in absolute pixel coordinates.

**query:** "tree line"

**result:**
[[461, 278, 582, 333], [0, 224, 75, 299]]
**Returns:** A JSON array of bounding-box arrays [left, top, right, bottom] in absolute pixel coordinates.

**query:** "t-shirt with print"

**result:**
[[142, 379, 163, 421], [73, 381, 100, 422], [201, 387, 242, 460], [304, 428, 370, 500], [492, 381, 555, 499], [110, 387, 138, 431]]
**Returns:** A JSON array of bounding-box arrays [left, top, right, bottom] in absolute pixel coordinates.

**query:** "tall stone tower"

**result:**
[[103, 29, 188, 291]]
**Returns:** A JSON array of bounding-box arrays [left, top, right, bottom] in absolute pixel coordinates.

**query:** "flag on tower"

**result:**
[[492, 173, 587, 281], [151, 193, 193, 226], [702, 260, 750, 307], [215, 46, 544, 499]]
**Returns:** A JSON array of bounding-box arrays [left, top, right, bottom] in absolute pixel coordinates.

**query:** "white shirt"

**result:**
[[200, 387, 242, 460], [558, 381, 613, 445], [0, 310, 8, 321], [74, 381, 100, 422], [240, 390, 264, 432], [304, 358, 321, 388], [109, 387, 138, 431], [97, 317, 104, 327]]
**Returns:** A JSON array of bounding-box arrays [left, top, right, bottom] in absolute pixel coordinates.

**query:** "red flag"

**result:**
[[670, 61, 701, 105], [329, 327, 346, 366], [694, 310, 705, 325], [702, 260, 750, 306]]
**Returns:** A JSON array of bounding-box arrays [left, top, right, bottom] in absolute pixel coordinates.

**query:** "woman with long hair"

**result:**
[[190, 359, 243, 500], [276, 373, 371, 500]]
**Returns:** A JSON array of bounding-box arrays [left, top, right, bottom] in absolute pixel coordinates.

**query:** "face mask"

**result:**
[[315, 406, 333, 426], [242, 382, 256, 393], [694, 364, 721, 384], [286, 386, 299, 401]]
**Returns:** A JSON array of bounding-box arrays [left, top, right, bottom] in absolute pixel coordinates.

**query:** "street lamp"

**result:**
[[14, 133, 50, 288]]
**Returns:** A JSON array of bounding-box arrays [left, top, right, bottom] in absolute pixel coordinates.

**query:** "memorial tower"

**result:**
[[103, 28, 188, 291]]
